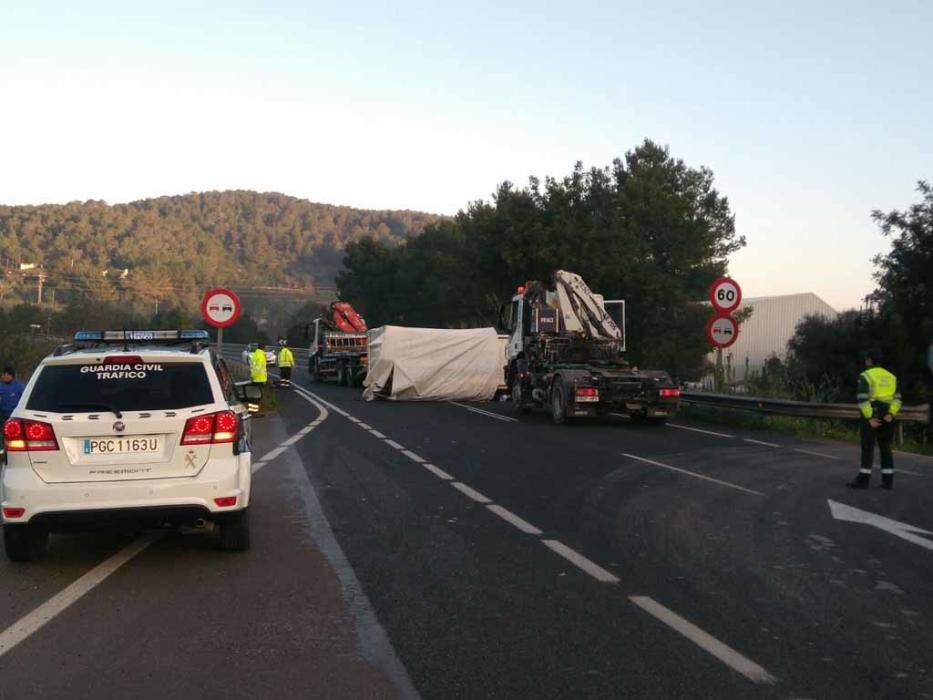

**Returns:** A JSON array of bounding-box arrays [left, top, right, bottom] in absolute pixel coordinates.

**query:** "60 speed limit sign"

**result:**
[[709, 277, 742, 313]]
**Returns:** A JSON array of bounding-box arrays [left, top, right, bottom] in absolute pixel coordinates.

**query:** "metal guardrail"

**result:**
[[679, 391, 930, 424]]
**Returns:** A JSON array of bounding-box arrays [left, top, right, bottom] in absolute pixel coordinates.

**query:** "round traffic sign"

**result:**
[[709, 277, 742, 313], [201, 288, 242, 328], [706, 313, 739, 349]]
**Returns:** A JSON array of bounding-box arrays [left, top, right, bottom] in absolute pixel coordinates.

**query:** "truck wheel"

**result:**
[[3, 524, 49, 562], [551, 378, 567, 425], [336, 364, 347, 386], [218, 509, 251, 552], [512, 377, 531, 416], [310, 359, 322, 383]]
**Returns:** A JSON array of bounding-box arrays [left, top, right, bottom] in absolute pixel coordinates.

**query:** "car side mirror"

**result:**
[[233, 381, 263, 405]]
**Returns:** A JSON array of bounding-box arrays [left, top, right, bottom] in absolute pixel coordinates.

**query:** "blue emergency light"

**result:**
[[73, 330, 210, 342]]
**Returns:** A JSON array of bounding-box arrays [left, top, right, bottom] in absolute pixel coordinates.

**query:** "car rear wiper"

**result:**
[[55, 402, 124, 419]]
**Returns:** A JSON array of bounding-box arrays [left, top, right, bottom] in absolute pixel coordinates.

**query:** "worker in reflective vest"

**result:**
[[848, 350, 901, 490], [250, 344, 268, 385], [278, 340, 295, 388]]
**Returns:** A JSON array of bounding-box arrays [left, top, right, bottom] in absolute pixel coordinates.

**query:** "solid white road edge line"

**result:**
[[253, 387, 330, 474], [542, 540, 619, 583], [621, 453, 766, 496], [451, 482, 492, 504], [486, 505, 543, 535], [667, 423, 735, 439], [629, 596, 778, 685], [282, 405, 421, 700], [0, 534, 161, 658]]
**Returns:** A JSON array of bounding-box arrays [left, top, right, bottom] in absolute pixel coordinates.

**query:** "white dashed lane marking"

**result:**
[[542, 540, 620, 584], [622, 453, 766, 496], [297, 385, 781, 687], [422, 463, 454, 480], [451, 481, 493, 504], [0, 534, 161, 658], [667, 423, 735, 438], [449, 401, 519, 423], [793, 448, 841, 460], [629, 596, 778, 685], [486, 505, 543, 535], [743, 438, 781, 448]]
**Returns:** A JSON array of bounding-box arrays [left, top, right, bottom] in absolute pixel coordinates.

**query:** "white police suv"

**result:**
[[1, 330, 257, 561]]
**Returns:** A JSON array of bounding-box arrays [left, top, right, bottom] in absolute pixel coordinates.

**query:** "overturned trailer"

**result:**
[[363, 326, 506, 402]]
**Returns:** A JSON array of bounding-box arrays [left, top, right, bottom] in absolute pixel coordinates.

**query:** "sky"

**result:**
[[1, 1, 930, 311]]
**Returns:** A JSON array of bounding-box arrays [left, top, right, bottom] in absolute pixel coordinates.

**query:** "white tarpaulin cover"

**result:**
[[363, 326, 504, 401]]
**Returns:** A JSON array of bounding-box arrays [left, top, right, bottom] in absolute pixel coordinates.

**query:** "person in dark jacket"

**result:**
[[0, 366, 26, 453]]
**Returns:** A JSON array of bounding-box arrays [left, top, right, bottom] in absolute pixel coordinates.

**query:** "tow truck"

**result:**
[[307, 302, 369, 387], [502, 271, 680, 424]]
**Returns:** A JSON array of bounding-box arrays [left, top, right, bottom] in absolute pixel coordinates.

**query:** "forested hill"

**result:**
[[0, 191, 441, 308]]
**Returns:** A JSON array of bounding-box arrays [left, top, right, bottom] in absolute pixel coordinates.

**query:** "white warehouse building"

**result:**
[[709, 292, 838, 380]]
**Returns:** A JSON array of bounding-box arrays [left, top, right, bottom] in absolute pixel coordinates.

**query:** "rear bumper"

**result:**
[[1, 454, 251, 526]]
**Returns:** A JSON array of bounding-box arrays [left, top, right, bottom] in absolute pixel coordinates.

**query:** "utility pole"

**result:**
[[37, 271, 47, 305]]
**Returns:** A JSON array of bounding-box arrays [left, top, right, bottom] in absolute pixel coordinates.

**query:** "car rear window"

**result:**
[[26, 362, 214, 412]]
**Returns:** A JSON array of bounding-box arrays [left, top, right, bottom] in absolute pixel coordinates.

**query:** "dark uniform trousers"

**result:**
[[858, 401, 894, 485]]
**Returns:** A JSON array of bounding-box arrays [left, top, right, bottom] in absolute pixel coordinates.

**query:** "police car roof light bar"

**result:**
[[73, 330, 210, 343]]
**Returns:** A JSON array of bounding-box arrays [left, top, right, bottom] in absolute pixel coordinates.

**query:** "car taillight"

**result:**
[[181, 411, 239, 446], [212, 411, 238, 443], [2, 507, 25, 519], [214, 496, 238, 507], [659, 388, 681, 398], [4, 419, 58, 451]]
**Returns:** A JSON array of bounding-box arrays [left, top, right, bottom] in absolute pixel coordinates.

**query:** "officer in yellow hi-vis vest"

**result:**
[[848, 349, 901, 490], [277, 339, 295, 388], [250, 343, 268, 385]]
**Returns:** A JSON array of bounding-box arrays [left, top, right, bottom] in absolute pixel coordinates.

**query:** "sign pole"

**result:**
[[218, 327, 224, 358]]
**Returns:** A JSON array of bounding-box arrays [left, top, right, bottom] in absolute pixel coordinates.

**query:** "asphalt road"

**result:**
[[1, 347, 932, 699]]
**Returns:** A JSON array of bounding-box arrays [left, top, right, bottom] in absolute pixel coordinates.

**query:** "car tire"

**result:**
[[218, 508, 250, 552], [3, 524, 49, 562], [551, 377, 567, 425]]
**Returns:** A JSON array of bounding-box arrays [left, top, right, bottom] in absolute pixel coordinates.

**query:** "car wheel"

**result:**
[[218, 509, 250, 552], [3, 524, 49, 562], [551, 377, 567, 425]]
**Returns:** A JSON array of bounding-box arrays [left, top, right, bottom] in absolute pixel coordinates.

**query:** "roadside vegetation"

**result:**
[[339, 139, 745, 381]]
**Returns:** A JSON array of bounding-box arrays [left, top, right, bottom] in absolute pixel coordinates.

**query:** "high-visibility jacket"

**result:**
[[278, 347, 295, 368], [857, 366, 901, 419], [250, 348, 268, 383]]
